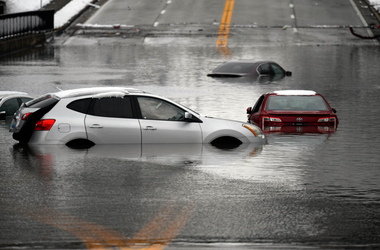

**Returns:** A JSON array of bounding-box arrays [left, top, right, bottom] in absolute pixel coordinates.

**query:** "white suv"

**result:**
[[10, 87, 265, 148]]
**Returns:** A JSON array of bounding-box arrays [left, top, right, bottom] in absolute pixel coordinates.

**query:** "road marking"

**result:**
[[217, 0, 235, 47], [161, 10, 166, 14], [289, 3, 294, 8], [22, 201, 195, 249], [154, 22, 159, 27], [290, 14, 295, 19], [348, 0, 378, 45]]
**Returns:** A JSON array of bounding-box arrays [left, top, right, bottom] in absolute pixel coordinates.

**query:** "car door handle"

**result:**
[[89, 124, 103, 129], [143, 126, 157, 130]]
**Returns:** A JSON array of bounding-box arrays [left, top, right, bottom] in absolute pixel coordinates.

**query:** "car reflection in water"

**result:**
[[11, 142, 264, 175]]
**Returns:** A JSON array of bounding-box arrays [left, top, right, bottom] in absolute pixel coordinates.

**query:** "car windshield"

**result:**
[[266, 95, 329, 111], [214, 63, 254, 74]]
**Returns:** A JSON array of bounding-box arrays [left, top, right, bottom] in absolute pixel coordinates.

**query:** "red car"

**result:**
[[246, 90, 338, 134]]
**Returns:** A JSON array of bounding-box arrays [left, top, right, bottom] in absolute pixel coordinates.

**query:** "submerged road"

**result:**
[[1, 1, 380, 250], [61, 0, 379, 46]]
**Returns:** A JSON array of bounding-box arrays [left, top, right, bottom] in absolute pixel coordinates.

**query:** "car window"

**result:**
[[88, 96, 134, 118], [67, 98, 92, 114], [252, 95, 265, 113], [137, 97, 185, 121], [20, 97, 33, 104], [257, 63, 273, 75], [0, 98, 19, 115], [270, 63, 285, 74], [266, 96, 329, 111]]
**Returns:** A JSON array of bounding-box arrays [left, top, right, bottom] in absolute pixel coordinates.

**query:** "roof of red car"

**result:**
[[269, 90, 318, 96]]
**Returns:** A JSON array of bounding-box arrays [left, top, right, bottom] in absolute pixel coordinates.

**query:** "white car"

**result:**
[[10, 87, 266, 148], [0, 91, 33, 120]]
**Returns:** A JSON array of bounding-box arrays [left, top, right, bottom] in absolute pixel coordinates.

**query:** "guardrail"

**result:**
[[0, 10, 54, 40]]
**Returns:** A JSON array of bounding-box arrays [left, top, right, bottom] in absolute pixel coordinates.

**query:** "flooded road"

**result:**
[[1, 16, 380, 247]]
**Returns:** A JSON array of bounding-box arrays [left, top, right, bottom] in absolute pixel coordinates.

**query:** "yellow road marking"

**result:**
[[217, 0, 235, 47], [142, 203, 195, 250], [22, 201, 195, 250]]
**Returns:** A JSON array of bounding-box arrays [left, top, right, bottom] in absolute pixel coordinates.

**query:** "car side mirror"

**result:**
[[285, 71, 292, 76], [185, 112, 192, 120], [246, 107, 252, 114], [0, 111, 5, 120], [332, 108, 337, 113], [184, 112, 202, 123]]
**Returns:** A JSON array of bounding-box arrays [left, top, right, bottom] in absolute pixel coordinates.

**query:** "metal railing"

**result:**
[[0, 10, 54, 39]]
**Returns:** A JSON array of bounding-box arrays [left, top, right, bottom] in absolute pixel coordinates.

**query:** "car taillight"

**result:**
[[263, 117, 282, 122], [35, 119, 55, 131], [21, 112, 32, 120], [318, 117, 336, 123]]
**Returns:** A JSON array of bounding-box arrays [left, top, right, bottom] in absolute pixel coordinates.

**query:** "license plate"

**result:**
[[292, 122, 307, 126]]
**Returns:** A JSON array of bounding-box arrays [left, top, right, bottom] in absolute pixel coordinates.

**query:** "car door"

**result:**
[[85, 96, 141, 144], [249, 95, 265, 127], [136, 96, 202, 144]]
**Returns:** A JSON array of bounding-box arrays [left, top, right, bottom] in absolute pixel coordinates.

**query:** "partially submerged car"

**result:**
[[10, 87, 266, 148], [0, 91, 33, 120], [246, 90, 338, 134], [207, 60, 292, 79]]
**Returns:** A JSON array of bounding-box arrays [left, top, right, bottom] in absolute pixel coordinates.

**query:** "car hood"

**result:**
[[196, 114, 266, 144]]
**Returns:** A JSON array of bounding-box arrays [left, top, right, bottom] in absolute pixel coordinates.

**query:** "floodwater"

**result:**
[[1, 43, 380, 248]]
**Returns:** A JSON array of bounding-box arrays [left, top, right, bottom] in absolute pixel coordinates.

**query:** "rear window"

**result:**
[[67, 98, 92, 114], [25, 94, 59, 109], [266, 95, 329, 111]]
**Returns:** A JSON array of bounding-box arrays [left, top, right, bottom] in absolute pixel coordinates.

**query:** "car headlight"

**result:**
[[243, 124, 264, 137]]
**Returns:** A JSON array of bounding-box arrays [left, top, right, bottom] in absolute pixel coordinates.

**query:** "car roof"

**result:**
[[53, 87, 146, 99], [268, 90, 318, 96], [0, 91, 29, 98], [223, 60, 276, 65]]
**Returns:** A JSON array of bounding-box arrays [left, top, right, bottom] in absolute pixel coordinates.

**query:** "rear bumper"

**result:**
[[263, 125, 336, 134]]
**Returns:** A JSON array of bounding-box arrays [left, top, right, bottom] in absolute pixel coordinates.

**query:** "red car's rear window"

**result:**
[[266, 95, 329, 111]]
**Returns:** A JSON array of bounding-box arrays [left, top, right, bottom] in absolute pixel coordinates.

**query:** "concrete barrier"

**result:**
[[0, 32, 53, 56]]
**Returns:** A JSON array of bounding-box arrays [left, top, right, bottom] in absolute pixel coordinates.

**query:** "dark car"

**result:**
[[207, 60, 292, 79], [0, 91, 33, 120], [246, 90, 338, 134]]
